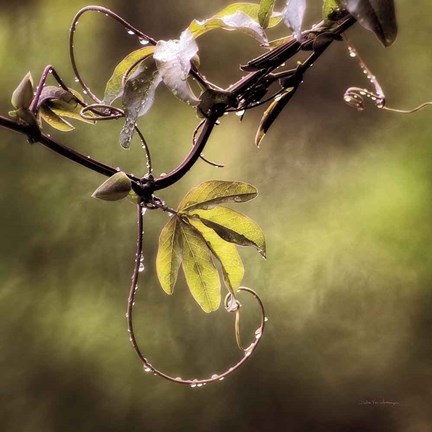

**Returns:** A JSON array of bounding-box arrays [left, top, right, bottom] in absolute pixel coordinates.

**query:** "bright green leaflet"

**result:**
[[188, 217, 244, 296], [156, 216, 183, 295], [38, 105, 74, 131], [258, 0, 276, 29], [322, 0, 340, 21], [188, 2, 282, 40], [180, 222, 221, 313], [178, 180, 257, 212], [191, 206, 266, 258]]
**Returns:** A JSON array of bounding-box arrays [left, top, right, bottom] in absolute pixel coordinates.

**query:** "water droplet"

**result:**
[[190, 383, 197, 388], [83, 89, 88, 95], [141, 207, 147, 216], [233, 196, 242, 202], [244, 348, 253, 358], [159, 172, 167, 177], [211, 374, 218, 379], [139, 262, 145, 272], [219, 377, 225, 381], [255, 329, 262, 339], [127, 30, 135, 35], [236, 110, 245, 117], [264, 317, 269, 322], [143, 366, 152, 373], [139, 38, 149, 46], [197, 383, 203, 387], [74, 77, 79, 82], [125, 312, 129, 318]]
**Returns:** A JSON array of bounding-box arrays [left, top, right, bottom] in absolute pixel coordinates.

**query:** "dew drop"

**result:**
[[211, 374, 218, 379], [143, 366, 152, 373], [74, 77, 79, 82], [219, 377, 225, 381], [233, 196, 243, 202], [236, 110, 245, 117], [138, 262, 145, 272], [255, 329, 262, 339], [197, 383, 203, 387], [127, 30, 135, 35], [139, 38, 149, 46], [83, 89, 88, 95], [264, 317, 269, 322]]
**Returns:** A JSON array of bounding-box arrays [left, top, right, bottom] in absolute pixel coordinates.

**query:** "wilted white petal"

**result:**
[[282, 0, 306, 41], [154, 29, 200, 106]]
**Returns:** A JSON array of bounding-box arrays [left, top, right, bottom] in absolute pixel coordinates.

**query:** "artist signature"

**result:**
[[359, 399, 400, 406]]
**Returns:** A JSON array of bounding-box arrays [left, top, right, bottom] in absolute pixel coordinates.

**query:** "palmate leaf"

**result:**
[[155, 180, 264, 313], [178, 180, 257, 212], [340, 0, 397, 47], [103, 46, 155, 105]]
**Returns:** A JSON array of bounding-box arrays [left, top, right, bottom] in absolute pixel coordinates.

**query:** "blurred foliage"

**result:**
[[0, 0, 432, 431]]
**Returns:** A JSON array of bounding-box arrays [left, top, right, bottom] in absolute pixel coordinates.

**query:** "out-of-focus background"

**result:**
[[1, 1, 431, 431]]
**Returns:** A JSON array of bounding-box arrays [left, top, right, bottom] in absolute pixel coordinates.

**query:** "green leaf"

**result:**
[[37, 87, 93, 131], [38, 105, 74, 131], [179, 222, 221, 313], [322, 0, 340, 22], [189, 2, 282, 38], [91, 171, 132, 201], [153, 29, 200, 106], [178, 180, 258, 212], [156, 216, 183, 295], [340, 0, 397, 47], [258, 0, 276, 29], [11, 72, 34, 110], [188, 216, 244, 295], [282, 0, 307, 40], [191, 206, 266, 258], [120, 58, 162, 149], [103, 46, 155, 105], [255, 87, 297, 147], [189, 10, 268, 45]]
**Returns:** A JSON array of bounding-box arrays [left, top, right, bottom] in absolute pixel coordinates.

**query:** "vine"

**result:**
[[1, 0, 431, 386]]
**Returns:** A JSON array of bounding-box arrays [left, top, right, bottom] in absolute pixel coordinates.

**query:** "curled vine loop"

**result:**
[[69, 6, 156, 104], [344, 37, 432, 114], [126, 201, 266, 386]]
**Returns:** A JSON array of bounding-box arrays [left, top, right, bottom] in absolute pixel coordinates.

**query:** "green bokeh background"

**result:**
[[1, 1, 431, 431]]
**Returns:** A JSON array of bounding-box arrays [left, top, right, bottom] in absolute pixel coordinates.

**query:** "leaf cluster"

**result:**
[[156, 181, 266, 313]]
